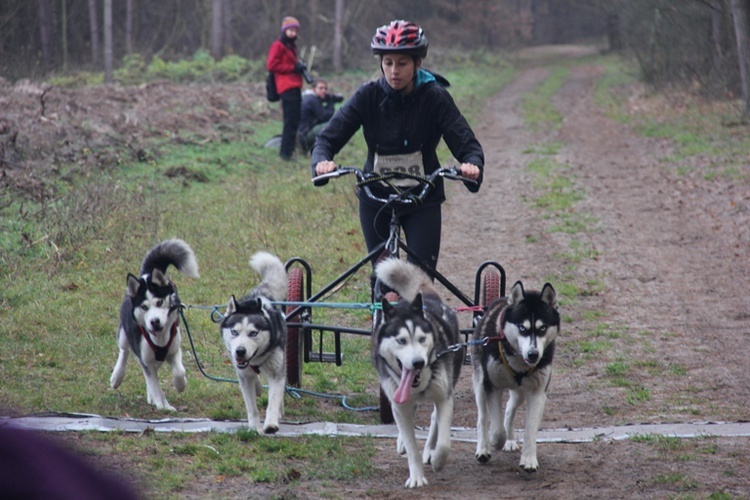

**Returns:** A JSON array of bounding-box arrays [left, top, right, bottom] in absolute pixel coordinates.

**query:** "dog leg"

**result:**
[[168, 334, 187, 393], [519, 390, 547, 471], [422, 406, 438, 465], [502, 388, 524, 453], [110, 328, 129, 389], [473, 372, 493, 462], [393, 402, 427, 488], [488, 388, 507, 452], [237, 371, 262, 431], [141, 363, 175, 411], [426, 397, 453, 473], [396, 404, 416, 456], [263, 371, 285, 434]]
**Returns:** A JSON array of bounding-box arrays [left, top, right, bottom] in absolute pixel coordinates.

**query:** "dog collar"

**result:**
[[250, 365, 260, 374], [140, 321, 178, 362]]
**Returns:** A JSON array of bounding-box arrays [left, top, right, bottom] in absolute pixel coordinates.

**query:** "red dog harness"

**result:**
[[139, 321, 178, 362]]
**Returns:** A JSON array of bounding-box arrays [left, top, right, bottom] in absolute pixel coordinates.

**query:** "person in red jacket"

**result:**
[[267, 16, 310, 161]]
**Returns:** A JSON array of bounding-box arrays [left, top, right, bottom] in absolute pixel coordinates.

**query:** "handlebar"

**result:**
[[312, 166, 477, 206]]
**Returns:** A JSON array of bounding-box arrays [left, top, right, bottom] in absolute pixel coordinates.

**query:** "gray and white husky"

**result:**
[[220, 252, 287, 434], [472, 281, 560, 471], [110, 238, 200, 411], [373, 258, 463, 488]]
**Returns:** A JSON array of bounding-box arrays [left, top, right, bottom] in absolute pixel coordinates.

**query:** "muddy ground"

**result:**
[[3, 46, 750, 498]]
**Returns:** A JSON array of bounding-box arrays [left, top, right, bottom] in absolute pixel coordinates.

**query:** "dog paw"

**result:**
[[475, 453, 491, 464], [404, 475, 428, 488], [429, 446, 449, 472], [174, 375, 187, 393], [490, 431, 507, 451], [503, 440, 520, 452], [520, 453, 539, 471], [397, 436, 406, 456], [263, 424, 279, 435]]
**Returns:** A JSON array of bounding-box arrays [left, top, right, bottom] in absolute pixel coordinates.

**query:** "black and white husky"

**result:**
[[110, 238, 200, 411], [220, 252, 287, 434], [373, 258, 463, 488], [472, 281, 560, 471]]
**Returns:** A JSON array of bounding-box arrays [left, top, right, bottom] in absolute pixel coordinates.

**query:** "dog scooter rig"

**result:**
[[282, 166, 506, 423]]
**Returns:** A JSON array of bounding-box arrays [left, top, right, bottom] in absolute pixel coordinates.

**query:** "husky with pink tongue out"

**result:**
[[372, 258, 463, 488]]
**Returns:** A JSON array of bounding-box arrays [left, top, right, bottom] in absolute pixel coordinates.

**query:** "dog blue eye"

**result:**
[[231, 329, 239, 337], [249, 331, 259, 337], [140, 304, 148, 311], [397, 338, 407, 345], [419, 337, 426, 344]]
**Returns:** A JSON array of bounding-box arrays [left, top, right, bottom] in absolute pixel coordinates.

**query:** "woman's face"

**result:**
[[381, 54, 420, 93], [284, 27, 298, 39]]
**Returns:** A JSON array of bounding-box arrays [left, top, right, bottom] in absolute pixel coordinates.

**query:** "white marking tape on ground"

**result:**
[[3, 413, 750, 443]]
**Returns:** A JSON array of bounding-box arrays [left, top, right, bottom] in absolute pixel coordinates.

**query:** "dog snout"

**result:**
[[150, 318, 162, 330], [527, 349, 539, 363], [235, 346, 246, 358], [412, 358, 425, 371]]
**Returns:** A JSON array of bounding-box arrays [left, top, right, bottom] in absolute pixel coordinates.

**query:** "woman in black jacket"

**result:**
[[312, 20, 484, 272]]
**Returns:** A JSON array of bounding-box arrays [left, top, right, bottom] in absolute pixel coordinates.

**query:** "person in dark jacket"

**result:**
[[267, 16, 309, 161], [312, 20, 483, 273], [297, 79, 344, 154]]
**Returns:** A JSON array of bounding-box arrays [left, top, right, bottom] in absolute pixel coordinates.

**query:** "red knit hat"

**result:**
[[281, 16, 300, 33]]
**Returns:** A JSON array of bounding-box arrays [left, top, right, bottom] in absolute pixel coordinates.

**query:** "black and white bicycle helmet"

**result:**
[[371, 20, 428, 58]]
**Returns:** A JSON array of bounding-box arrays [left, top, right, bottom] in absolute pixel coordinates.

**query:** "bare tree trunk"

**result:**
[[730, 0, 750, 115], [126, 0, 133, 55], [88, 0, 100, 65], [37, 0, 53, 72], [104, 0, 113, 83], [60, 0, 68, 71], [308, 0, 319, 45], [333, 0, 344, 72], [222, 0, 233, 53], [211, 0, 222, 59]]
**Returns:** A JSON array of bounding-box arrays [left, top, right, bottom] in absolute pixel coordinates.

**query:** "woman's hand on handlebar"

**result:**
[[315, 161, 337, 176], [459, 162, 481, 181]]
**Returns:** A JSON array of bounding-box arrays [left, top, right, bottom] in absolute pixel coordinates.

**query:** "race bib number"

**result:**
[[373, 151, 425, 188]]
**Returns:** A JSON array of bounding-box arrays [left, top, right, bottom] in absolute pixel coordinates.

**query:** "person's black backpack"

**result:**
[[266, 71, 279, 102]]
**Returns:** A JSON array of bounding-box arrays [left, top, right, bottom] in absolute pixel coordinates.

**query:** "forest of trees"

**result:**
[[1, 0, 749, 113]]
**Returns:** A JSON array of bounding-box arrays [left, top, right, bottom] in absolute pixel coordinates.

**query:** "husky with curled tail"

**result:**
[[472, 281, 560, 471], [373, 258, 462, 488], [221, 252, 288, 434], [110, 238, 200, 411]]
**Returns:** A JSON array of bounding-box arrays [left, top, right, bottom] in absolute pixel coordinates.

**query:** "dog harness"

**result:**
[[139, 321, 178, 362]]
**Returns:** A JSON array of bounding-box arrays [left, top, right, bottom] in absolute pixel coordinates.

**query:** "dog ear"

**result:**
[[410, 293, 425, 317], [151, 268, 169, 286], [541, 283, 557, 309], [508, 281, 525, 306], [254, 297, 264, 313], [126, 274, 141, 298], [226, 295, 238, 315]]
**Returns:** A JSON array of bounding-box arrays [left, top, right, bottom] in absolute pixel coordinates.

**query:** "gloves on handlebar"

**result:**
[[294, 62, 307, 74]]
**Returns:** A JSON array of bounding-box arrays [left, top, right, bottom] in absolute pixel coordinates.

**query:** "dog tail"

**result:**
[[140, 238, 200, 278], [249, 252, 288, 302], [374, 258, 437, 302]]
